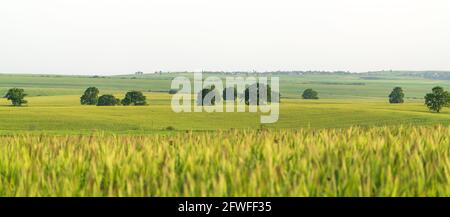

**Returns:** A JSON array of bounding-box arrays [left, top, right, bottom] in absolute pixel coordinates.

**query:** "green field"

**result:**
[[0, 72, 449, 134], [0, 94, 449, 135], [1, 72, 450, 196], [1, 72, 449, 99]]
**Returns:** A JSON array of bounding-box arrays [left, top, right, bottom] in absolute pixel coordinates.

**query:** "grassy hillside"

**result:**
[[1, 126, 450, 196]]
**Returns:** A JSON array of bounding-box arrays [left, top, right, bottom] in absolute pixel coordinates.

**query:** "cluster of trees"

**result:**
[[80, 87, 147, 106], [197, 83, 279, 106], [388, 86, 450, 112], [243, 83, 272, 105]]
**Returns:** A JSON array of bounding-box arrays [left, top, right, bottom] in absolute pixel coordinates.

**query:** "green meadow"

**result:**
[[0, 72, 449, 134], [0, 94, 449, 135], [1, 72, 450, 196]]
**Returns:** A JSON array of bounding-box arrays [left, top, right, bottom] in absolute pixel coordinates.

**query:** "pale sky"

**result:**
[[1, 0, 450, 75]]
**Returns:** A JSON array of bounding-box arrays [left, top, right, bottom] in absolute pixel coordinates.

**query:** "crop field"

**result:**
[[1, 72, 449, 99], [0, 72, 449, 196], [0, 94, 449, 135], [0, 72, 449, 135], [1, 126, 450, 196]]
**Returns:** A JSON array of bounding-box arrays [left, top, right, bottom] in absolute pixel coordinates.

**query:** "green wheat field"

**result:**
[[0, 71, 449, 196]]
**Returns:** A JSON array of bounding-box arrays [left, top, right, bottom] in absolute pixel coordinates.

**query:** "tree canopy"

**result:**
[[80, 87, 99, 105], [97, 95, 120, 106], [424, 86, 449, 113], [197, 85, 219, 106], [121, 91, 147, 106], [4, 88, 27, 106], [222, 86, 238, 101], [302, 89, 319, 99], [389, 87, 405, 104], [244, 83, 272, 105]]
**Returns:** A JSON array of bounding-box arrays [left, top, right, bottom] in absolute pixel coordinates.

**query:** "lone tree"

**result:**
[[223, 86, 238, 101], [389, 87, 405, 104], [197, 85, 219, 106], [424, 86, 449, 113], [121, 91, 147, 105], [244, 83, 271, 105], [4, 88, 27, 106], [302, 88, 319, 99], [97, 94, 120, 106], [80, 87, 99, 105]]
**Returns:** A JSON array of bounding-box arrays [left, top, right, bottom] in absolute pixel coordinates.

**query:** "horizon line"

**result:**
[[1, 70, 450, 77]]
